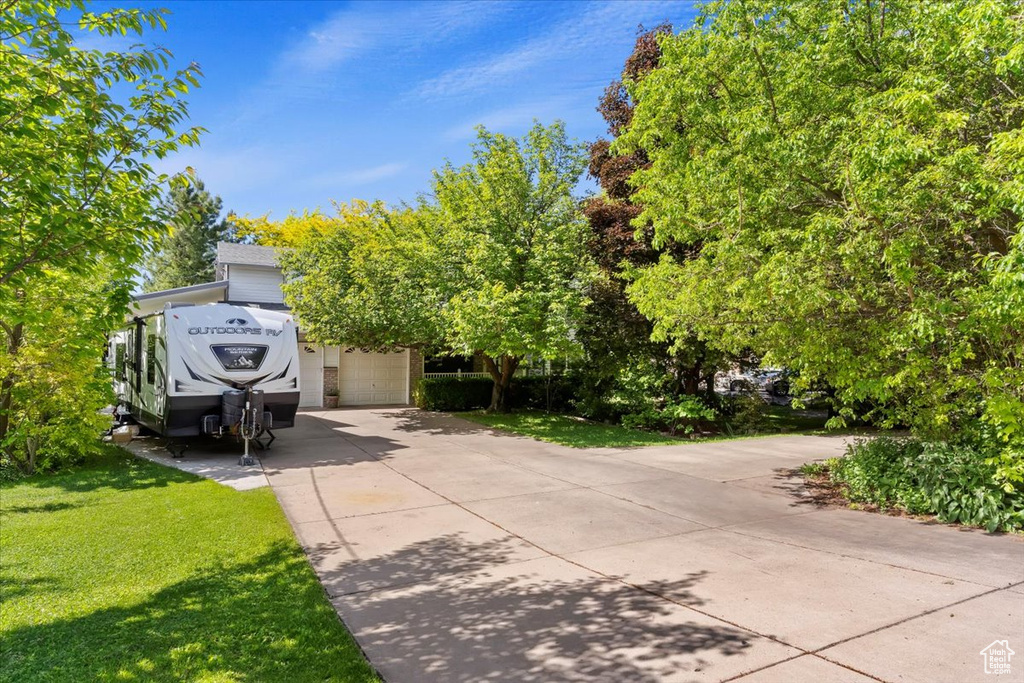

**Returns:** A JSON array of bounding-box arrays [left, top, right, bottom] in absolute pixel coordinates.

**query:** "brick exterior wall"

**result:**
[[409, 347, 424, 403], [322, 366, 338, 403]]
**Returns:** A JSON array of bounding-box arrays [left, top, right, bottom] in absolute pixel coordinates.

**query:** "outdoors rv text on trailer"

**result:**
[[108, 303, 301, 464]]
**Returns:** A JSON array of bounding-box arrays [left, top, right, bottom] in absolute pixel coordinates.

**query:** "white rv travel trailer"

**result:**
[[108, 303, 301, 441]]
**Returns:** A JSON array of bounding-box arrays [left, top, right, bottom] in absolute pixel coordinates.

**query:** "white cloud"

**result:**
[[414, 1, 682, 101], [279, 13, 373, 73], [415, 41, 549, 101], [72, 29, 141, 54], [441, 96, 579, 141], [311, 162, 409, 188], [150, 145, 297, 199], [278, 1, 512, 75]]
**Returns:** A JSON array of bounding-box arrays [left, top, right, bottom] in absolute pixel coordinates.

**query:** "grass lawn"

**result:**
[[0, 447, 378, 683], [764, 404, 831, 432], [458, 411, 687, 448], [458, 407, 831, 449]]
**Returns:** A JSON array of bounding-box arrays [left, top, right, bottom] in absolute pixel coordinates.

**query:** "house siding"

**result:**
[[227, 265, 285, 304]]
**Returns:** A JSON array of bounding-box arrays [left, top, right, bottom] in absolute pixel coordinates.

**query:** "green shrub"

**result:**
[[799, 461, 829, 477], [572, 360, 671, 423], [509, 375, 577, 413], [621, 405, 664, 432], [622, 396, 717, 436], [986, 446, 1024, 494], [415, 375, 580, 413], [663, 396, 717, 435], [720, 392, 771, 435], [1, 355, 114, 477], [414, 377, 493, 411], [827, 438, 929, 512], [827, 437, 1024, 532]]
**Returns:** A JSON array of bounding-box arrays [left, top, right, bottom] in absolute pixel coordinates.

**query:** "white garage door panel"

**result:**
[[298, 344, 323, 408], [339, 349, 408, 405]]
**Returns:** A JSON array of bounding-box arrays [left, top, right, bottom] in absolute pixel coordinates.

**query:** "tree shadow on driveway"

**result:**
[[378, 408, 498, 437], [320, 533, 767, 682]]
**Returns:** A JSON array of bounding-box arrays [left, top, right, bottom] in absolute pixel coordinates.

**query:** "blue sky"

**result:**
[[89, 1, 698, 219]]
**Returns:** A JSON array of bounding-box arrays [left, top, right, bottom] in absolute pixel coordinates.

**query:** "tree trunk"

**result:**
[[700, 370, 718, 403], [0, 321, 24, 457], [482, 353, 520, 413], [683, 368, 701, 395]]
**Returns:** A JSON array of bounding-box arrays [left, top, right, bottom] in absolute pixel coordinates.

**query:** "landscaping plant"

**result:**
[[275, 123, 596, 413], [622, 395, 717, 436], [620, 0, 1024, 439], [823, 437, 1024, 532], [415, 375, 578, 413], [720, 392, 772, 436], [614, 0, 1024, 507], [415, 377, 494, 412], [0, 1, 203, 474]]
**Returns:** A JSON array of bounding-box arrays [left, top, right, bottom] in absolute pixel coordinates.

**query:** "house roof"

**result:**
[[130, 280, 228, 318], [216, 241, 284, 268], [134, 279, 227, 301]]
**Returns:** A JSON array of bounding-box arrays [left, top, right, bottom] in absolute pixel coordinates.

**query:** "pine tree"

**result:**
[[144, 175, 231, 291]]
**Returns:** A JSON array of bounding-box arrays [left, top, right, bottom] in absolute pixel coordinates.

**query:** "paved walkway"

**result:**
[[179, 409, 1024, 682]]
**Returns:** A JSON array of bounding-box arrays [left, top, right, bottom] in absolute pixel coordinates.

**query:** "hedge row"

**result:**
[[414, 375, 577, 412], [414, 377, 493, 411]]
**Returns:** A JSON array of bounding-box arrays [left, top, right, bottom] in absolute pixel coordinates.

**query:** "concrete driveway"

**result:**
[[259, 409, 1023, 683]]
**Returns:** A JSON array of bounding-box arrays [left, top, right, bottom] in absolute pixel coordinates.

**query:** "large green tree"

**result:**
[[280, 123, 595, 412], [0, 0, 202, 471], [432, 121, 595, 411], [579, 25, 726, 418], [0, 1, 201, 294], [618, 0, 1024, 443], [278, 200, 447, 351], [144, 174, 231, 292]]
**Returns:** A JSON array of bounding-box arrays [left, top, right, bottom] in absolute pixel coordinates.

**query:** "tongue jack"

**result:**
[[238, 386, 260, 466]]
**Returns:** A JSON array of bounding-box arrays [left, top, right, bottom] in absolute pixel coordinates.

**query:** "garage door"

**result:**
[[298, 344, 323, 408], [339, 348, 408, 405]]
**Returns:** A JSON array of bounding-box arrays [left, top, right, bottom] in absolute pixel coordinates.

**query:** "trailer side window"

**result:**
[[146, 333, 157, 385], [115, 343, 125, 379]]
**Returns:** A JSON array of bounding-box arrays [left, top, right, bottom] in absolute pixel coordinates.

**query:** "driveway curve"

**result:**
[[264, 409, 1024, 683]]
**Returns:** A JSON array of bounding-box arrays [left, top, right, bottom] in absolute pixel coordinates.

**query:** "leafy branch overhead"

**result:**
[[274, 122, 596, 412], [617, 0, 1024, 442], [0, 0, 203, 472], [0, 1, 204, 299]]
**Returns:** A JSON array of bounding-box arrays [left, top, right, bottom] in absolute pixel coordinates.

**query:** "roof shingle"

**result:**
[[216, 241, 283, 267]]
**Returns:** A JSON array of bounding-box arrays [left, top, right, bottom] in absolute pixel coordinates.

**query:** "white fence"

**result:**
[[423, 369, 542, 379]]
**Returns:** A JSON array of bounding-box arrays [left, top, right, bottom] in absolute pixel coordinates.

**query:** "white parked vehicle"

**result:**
[[107, 303, 300, 450], [717, 368, 790, 397]]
